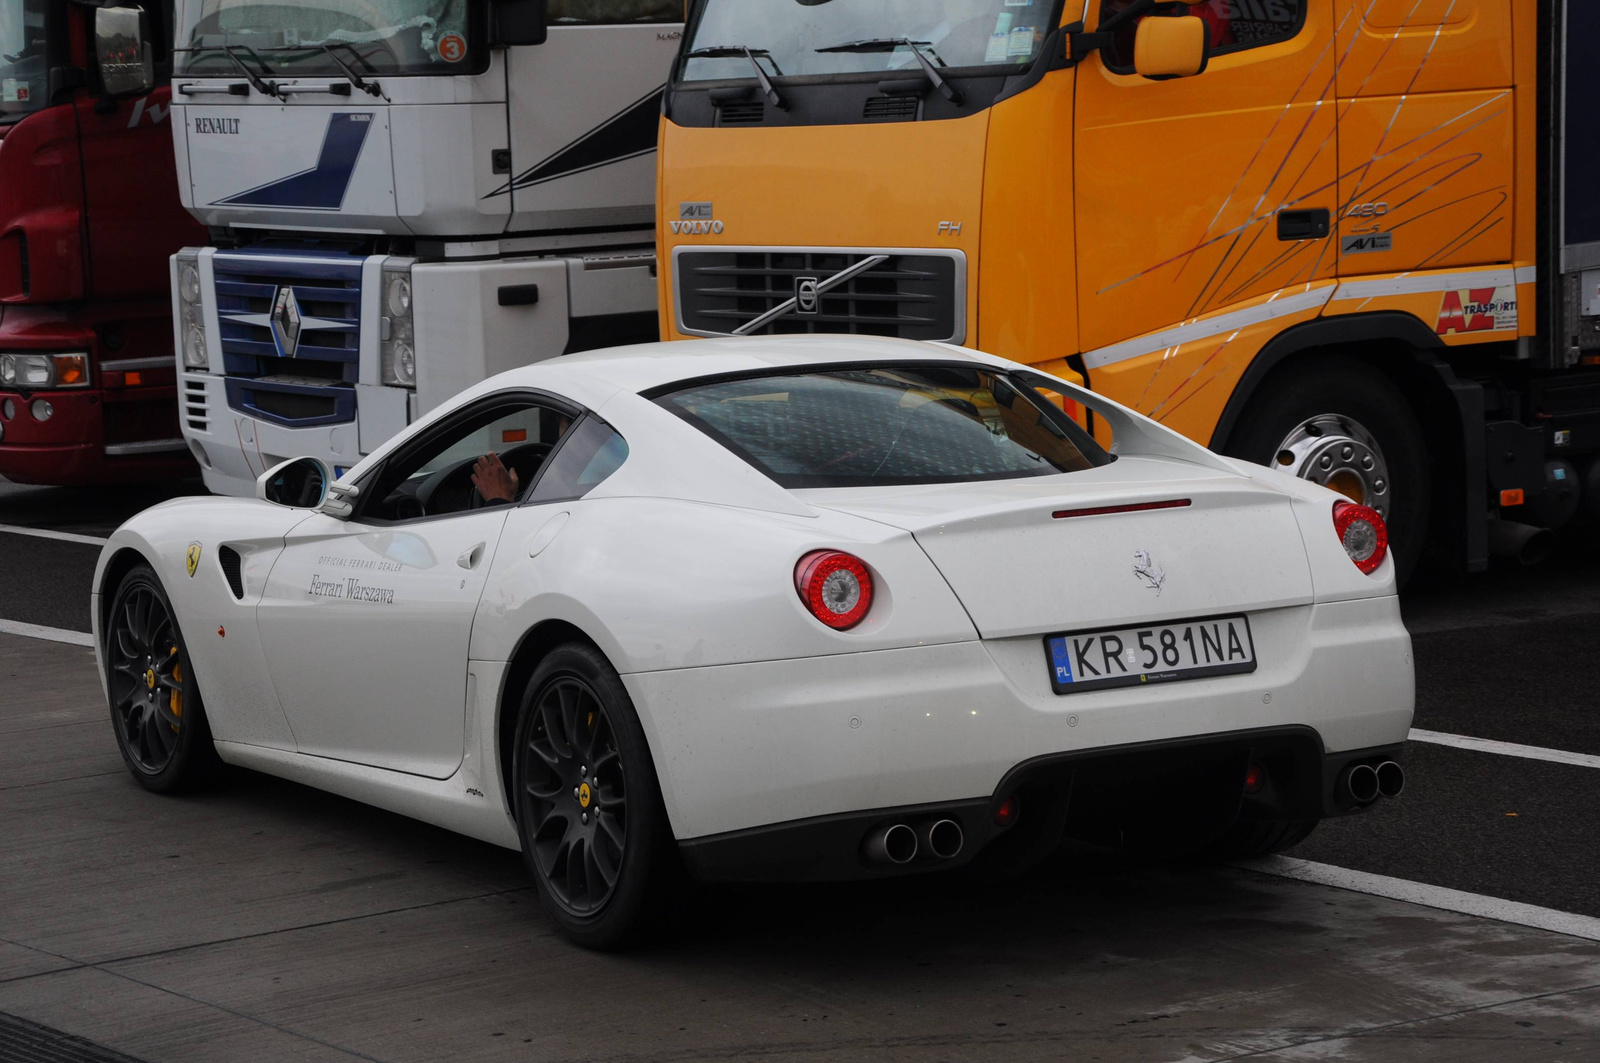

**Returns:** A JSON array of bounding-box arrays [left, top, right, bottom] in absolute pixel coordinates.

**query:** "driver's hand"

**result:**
[[471, 452, 519, 503]]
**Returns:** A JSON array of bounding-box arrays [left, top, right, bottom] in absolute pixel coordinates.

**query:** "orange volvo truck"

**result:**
[[656, 0, 1599, 578]]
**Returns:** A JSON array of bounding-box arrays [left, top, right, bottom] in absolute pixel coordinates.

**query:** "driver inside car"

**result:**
[[471, 451, 520, 504]]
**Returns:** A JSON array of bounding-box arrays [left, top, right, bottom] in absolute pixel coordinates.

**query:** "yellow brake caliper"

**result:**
[[169, 646, 184, 730]]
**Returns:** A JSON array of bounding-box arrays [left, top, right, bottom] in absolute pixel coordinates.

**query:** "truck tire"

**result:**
[[1224, 357, 1429, 585]]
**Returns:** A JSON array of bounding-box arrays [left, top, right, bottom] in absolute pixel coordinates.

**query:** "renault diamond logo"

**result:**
[[796, 277, 820, 315], [270, 287, 303, 357]]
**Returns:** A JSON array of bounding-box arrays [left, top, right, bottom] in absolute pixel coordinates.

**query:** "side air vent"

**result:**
[[183, 379, 208, 432], [717, 101, 765, 125], [863, 95, 919, 122], [218, 545, 244, 600]]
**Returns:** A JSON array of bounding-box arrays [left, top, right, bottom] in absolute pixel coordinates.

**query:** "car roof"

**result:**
[[490, 335, 1000, 397]]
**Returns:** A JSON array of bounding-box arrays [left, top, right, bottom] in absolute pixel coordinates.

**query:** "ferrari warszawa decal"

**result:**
[[308, 573, 396, 604]]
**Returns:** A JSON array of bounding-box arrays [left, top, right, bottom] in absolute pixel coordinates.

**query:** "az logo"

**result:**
[[1437, 286, 1516, 335]]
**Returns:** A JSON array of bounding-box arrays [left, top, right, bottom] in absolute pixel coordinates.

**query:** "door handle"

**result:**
[[1276, 208, 1330, 241], [458, 542, 486, 570]]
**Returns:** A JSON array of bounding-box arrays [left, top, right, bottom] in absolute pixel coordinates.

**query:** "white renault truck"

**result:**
[[161, 0, 680, 493]]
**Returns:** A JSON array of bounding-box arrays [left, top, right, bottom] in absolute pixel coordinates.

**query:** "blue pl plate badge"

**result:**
[[1048, 637, 1074, 686]]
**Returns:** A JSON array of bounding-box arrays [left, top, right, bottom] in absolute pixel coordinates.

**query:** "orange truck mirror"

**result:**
[[1133, 16, 1208, 79]]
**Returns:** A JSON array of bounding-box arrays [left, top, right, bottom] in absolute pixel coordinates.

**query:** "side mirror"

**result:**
[[495, 0, 549, 47], [257, 457, 332, 509], [95, 6, 156, 98], [1132, 15, 1208, 79]]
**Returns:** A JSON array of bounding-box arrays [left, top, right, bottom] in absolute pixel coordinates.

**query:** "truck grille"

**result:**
[[212, 250, 361, 427], [674, 248, 963, 342]]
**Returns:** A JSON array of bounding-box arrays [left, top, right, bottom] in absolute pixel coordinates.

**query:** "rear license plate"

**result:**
[[1044, 615, 1256, 695]]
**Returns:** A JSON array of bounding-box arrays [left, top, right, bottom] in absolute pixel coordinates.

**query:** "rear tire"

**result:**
[[1224, 357, 1429, 585], [1202, 817, 1319, 860], [105, 564, 223, 794], [511, 643, 681, 950]]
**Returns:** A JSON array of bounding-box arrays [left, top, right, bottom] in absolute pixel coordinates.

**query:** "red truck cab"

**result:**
[[0, 0, 204, 486]]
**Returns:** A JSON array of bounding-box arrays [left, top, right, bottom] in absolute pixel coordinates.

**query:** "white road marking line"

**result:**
[[1238, 856, 1600, 942], [0, 619, 93, 648], [0, 523, 109, 547], [1410, 728, 1600, 770]]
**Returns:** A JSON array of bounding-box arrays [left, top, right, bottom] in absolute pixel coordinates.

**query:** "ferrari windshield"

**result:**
[[657, 365, 1110, 489], [0, 0, 48, 120], [680, 0, 1059, 81], [176, 0, 477, 77]]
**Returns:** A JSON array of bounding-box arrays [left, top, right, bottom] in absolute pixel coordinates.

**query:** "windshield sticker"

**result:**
[[2, 79, 28, 103], [1007, 26, 1037, 59], [437, 32, 466, 63], [985, 14, 1014, 62]]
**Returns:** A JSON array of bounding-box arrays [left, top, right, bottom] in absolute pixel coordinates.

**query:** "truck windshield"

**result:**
[[681, 0, 1059, 82], [176, 0, 478, 77], [0, 0, 48, 120]]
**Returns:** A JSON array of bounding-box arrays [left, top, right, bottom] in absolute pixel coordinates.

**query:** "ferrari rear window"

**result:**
[[655, 364, 1111, 488]]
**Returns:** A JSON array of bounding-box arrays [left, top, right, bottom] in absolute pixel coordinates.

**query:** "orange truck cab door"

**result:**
[[1071, 0, 1339, 445]]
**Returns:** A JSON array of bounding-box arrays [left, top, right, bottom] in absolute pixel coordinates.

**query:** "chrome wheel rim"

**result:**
[[109, 587, 185, 774], [520, 677, 628, 917], [1272, 414, 1392, 519]]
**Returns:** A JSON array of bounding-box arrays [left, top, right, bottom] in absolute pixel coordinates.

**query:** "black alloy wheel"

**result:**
[[522, 675, 629, 914], [512, 643, 678, 949], [106, 564, 221, 793]]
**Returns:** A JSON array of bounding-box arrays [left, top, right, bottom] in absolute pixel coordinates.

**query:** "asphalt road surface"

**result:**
[[2, 474, 1598, 1062]]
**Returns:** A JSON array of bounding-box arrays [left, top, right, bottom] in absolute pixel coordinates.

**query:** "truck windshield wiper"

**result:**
[[683, 46, 786, 110], [815, 38, 962, 103], [177, 44, 285, 98], [319, 44, 387, 99]]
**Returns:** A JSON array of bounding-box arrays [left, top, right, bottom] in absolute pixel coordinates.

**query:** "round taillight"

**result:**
[[1332, 499, 1388, 574], [794, 550, 874, 630]]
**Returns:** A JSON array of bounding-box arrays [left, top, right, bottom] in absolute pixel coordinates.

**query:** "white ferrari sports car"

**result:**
[[94, 336, 1413, 947]]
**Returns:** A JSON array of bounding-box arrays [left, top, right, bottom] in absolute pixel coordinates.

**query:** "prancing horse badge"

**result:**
[[1132, 549, 1165, 595], [186, 542, 201, 578]]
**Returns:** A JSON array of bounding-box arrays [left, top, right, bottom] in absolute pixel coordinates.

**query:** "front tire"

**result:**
[[105, 564, 222, 793], [1225, 357, 1429, 585], [511, 643, 679, 950]]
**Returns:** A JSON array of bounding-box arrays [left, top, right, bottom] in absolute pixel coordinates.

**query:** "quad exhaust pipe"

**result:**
[[1338, 760, 1406, 805], [863, 819, 966, 866], [921, 819, 965, 860], [863, 823, 918, 865], [1375, 760, 1405, 798]]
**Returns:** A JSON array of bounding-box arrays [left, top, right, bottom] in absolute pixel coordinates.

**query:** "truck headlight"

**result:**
[[176, 251, 209, 371], [381, 263, 416, 388], [0, 352, 91, 389]]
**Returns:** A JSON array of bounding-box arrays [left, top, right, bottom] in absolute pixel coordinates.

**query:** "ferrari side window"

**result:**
[[364, 400, 574, 522], [528, 416, 629, 503]]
